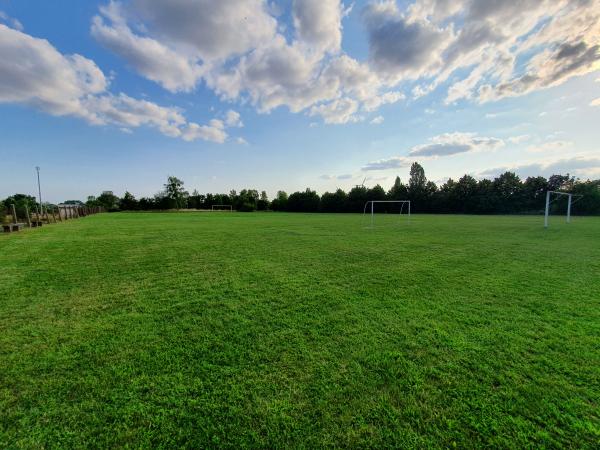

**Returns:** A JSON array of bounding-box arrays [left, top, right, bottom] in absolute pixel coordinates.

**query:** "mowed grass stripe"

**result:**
[[1, 213, 599, 447]]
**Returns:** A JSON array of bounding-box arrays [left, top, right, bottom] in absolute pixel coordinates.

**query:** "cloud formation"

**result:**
[[0, 24, 238, 143], [362, 156, 411, 171], [2, 0, 599, 135], [479, 157, 600, 179], [362, 131, 506, 171], [88, 0, 600, 126], [409, 132, 504, 157]]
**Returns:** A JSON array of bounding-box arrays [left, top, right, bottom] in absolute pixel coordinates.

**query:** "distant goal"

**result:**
[[363, 200, 410, 228], [544, 191, 582, 228], [211, 204, 233, 211]]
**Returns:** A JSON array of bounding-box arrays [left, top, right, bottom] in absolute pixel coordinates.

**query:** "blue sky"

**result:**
[[1, 0, 599, 202]]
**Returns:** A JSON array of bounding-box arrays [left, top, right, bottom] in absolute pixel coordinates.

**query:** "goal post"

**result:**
[[211, 204, 233, 211], [363, 200, 410, 228], [544, 191, 582, 228]]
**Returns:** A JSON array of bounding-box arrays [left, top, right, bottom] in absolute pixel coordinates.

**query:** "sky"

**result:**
[[0, 0, 599, 203]]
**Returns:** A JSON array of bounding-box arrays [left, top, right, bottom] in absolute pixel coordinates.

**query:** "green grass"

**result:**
[[1, 212, 599, 448]]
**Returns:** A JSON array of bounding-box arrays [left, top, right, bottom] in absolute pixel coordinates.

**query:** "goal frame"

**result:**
[[211, 204, 233, 211], [544, 191, 582, 228], [363, 200, 411, 228]]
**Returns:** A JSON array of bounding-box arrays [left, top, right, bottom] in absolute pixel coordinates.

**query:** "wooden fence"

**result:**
[[2, 204, 105, 233]]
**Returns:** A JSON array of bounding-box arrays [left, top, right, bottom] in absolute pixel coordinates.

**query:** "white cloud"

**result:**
[[0, 24, 107, 119], [0, 24, 236, 143], [409, 132, 504, 157], [362, 156, 411, 171], [129, 0, 277, 61], [181, 122, 228, 143], [370, 115, 384, 125], [479, 156, 600, 179], [591, 98, 600, 107], [0, 11, 23, 31], [310, 98, 360, 124], [235, 137, 249, 145], [362, 0, 451, 81], [507, 135, 531, 144], [91, 3, 204, 92], [225, 110, 243, 127], [320, 173, 354, 180], [293, 0, 343, 56], [91, 1, 406, 124], [526, 140, 573, 153]]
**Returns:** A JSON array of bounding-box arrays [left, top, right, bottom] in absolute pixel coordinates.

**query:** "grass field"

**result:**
[[1, 212, 599, 448]]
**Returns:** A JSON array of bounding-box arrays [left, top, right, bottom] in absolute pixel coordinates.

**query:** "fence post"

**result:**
[[11, 204, 18, 224], [25, 205, 32, 227]]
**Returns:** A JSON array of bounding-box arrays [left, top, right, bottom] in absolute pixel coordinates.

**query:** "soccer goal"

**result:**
[[363, 200, 410, 228], [544, 191, 582, 228], [211, 204, 233, 211]]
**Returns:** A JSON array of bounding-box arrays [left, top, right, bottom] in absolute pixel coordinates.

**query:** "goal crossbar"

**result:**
[[544, 191, 583, 228], [363, 200, 411, 228]]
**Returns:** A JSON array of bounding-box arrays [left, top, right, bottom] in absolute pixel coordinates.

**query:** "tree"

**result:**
[[287, 188, 320, 212], [409, 162, 427, 192], [522, 176, 548, 212], [388, 176, 408, 200], [548, 174, 574, 191], [257, 191, 269, 211], [320, 188, 348, 212], [454, 175, 478, 213], [120, 191, 138, 210], [163, 176, 188, 209], [138, 197, 154, 210], [235, 189, 259, 211], [493, 172, 523, 213], [271, 191, 288, 211], [408, 162, 431, 212], [2, 194, 39, 219], [96, 192, 120, 211]]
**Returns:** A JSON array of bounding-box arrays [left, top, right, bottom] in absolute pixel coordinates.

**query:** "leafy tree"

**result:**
[[257, 191, 269, 211], [548, 174, 574, 191], [455, 175, 478, 213], [320, 188, 348, 212], [408, 162, 434, 212], [522, 176, 548, 211], [2, 194, 40, 220], [409, 162, 427, 192], [271, 191, 288, 211], [164, 176, 188, 209], [96, 192, 120, 211], [347, 186, 368, 212], [138, 197, 155, 210], [388, 176, 408, 200], [120, 191, 138, 210], [493, 172, 523, 213], [287, 188, 320, 212], [235, 189, 259, 211]]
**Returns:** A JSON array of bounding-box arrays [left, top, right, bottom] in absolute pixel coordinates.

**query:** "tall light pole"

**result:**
[[36, 166, 43, 216]]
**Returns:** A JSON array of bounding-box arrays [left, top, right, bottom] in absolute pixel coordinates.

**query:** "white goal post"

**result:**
[[363, 200, 411, 228], [544, 191, 582, 228], [211, 204, 233, 211]]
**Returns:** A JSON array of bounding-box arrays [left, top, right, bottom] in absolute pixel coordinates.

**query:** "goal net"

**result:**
[[363, 200, 411, 228], [211, 204, 233, 211]]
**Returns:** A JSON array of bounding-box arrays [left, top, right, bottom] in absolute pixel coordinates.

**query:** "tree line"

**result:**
[[3, 162, 600, 219]]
